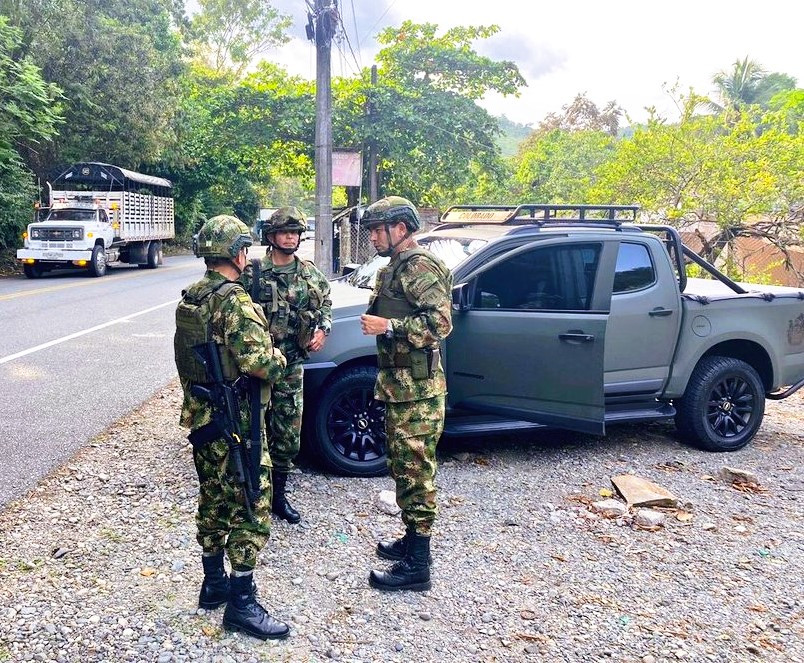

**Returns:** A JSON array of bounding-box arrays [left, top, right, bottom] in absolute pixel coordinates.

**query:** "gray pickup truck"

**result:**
[[302, 204, 804, 476]]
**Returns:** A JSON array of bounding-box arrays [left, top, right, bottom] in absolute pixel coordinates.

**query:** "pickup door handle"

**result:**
[[649, 308, 674, 317], [558, 332, 595, 343]]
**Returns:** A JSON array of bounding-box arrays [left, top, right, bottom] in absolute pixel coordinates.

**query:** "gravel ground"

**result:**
[[1, 382, 802, 663]]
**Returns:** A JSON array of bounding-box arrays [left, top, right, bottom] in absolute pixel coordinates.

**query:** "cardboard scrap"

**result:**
[[611, 474, 678, 508]]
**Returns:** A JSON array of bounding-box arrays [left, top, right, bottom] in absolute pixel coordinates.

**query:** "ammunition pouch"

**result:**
[[296, 309, 317, 352], [377, 348, 440, 379]]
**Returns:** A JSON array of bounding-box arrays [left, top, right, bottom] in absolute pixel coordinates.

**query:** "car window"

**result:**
[[613, 242, 655, 293], [473, 243, 601, 311], [348, 236, 487, 289]]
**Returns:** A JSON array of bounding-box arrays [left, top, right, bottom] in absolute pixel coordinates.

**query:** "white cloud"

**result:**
[[262, 0, 804, 126]]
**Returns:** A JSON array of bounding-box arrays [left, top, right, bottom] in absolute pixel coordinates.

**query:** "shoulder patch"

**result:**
[[235, 292, 253, 305]]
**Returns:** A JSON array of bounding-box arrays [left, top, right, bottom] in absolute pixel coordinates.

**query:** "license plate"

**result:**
[[42, 251, 63, 259]]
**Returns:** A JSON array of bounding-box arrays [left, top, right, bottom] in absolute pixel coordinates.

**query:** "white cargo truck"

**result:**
[[17, 162, 175, 278]]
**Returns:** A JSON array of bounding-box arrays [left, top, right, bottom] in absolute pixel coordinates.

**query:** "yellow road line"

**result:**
[[0, 262, 197, 302]]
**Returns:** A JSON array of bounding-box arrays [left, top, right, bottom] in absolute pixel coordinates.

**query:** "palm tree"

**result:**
[[710, 57, 797, 114], [710, 57, 767, 112]]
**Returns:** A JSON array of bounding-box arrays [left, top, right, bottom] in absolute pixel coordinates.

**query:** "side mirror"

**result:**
[[452, 282, 470, 311]]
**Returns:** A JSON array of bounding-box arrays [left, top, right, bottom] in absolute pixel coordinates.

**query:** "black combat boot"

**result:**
[[376, 529, 409, 561], [222, 572, 290, 640], [271, 471, 301, 524], [376, 527, 433, 563], [369, 531, 432, 592], [198, 551, 229, 610]]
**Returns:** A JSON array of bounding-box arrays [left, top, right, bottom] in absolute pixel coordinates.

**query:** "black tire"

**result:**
[[23, 263, 43, 279], [88, 245, 107, 277], [146, 241, 161, 269], [305, 365, 388, 476], [675, 356, 765, 451]]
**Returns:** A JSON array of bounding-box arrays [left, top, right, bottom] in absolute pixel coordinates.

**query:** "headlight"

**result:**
[[72, 229, 82, 239], [31, 228, 42, 239]]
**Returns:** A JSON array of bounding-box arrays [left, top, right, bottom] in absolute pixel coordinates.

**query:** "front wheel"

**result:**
[[88, 245, 107, 277], [305, 365, 388, 476], [23, 263, 44, 279], [675, 356, 765, 451]]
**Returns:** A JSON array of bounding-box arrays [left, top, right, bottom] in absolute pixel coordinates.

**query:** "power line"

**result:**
[[359, 0, 399, 48], [348, 0, 362, 69], [336, 12, 362, 75]]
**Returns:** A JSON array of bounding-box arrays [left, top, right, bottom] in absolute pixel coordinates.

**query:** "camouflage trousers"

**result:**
[[384, 395, 445, 536], [192, 430, 273, 572], [266, 360, 304, 473]]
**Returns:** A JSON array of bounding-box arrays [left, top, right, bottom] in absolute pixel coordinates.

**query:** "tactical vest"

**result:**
[[252, 257, 326, 351], [367, 248, 450, 320], [174, 280, 241, 383]]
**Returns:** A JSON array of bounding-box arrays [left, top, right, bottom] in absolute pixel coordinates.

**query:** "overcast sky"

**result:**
[[265, 0, 804, 127]]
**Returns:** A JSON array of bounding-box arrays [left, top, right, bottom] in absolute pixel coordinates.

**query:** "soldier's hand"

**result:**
[[360, 314, 388, 336], [307, 329, 327, 352]]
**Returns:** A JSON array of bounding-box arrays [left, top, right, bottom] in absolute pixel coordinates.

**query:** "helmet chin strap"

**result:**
[[377, 223, 411, 257], [268, 233, 300, 255], [228, 255, 245, 276]]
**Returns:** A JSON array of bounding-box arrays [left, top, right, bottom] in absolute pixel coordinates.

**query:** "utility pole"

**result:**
[[313, 0, 335, 277], [367, 65, 379, 203]]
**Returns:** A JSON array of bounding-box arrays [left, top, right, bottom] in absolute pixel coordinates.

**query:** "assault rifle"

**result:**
[[189, 341, 261, 523]]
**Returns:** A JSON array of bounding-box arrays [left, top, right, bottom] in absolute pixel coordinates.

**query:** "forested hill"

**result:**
[[495, 115, 533, 157]]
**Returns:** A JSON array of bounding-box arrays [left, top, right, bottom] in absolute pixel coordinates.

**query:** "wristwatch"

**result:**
[[384, 319, 394, 339]]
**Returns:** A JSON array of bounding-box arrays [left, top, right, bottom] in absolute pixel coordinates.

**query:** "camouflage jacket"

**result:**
[[368, 246, 453, 403], [177, 270, 287, 431], [241, 254, 332, 363]]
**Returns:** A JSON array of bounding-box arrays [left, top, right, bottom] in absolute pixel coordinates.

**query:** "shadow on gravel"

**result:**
[[436, 419, 684, 463], [296, 420, 689, 477]]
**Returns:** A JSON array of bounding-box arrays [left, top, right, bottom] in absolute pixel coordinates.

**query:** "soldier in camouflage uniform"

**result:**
[[241, 207, 332, 524], [359, 196, 453, 592], [174, 215, 290, 640]]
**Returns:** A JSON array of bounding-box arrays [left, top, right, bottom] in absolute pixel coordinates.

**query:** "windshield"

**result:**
[[47, 209, 96, 222], [348, 235, 487, 289]]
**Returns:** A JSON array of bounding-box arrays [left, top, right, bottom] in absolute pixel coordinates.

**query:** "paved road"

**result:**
[[0, 243, 314, 507]]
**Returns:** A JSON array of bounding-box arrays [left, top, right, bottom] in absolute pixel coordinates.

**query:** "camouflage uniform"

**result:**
[[242, 255, 332, 472], [178, 272, 286, 571], [368, 248, 453, 536]]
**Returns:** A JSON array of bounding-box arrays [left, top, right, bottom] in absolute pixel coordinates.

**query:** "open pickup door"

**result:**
[[446, 238, 616, 435]]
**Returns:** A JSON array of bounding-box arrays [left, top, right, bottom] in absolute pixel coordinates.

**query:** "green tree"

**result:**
[[710, 56, 797, 112], [162, 62, 315, 236], [514, 129, 616, 204], [7, 0, 183, 175], [0, 16, 62, 248], [333, 22, 526, 207], [189, 0, 291, 78], [594, 93, 804, 280]]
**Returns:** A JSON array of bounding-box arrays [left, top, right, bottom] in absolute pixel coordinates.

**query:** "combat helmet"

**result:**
[[361, 196, 420, 232], [262, 206, 307, 254], [263, 207, 307, 235], [195, 215, 252, 259]]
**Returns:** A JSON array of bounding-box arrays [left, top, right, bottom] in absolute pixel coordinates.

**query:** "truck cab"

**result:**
[[20, 197, 115, 277]]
